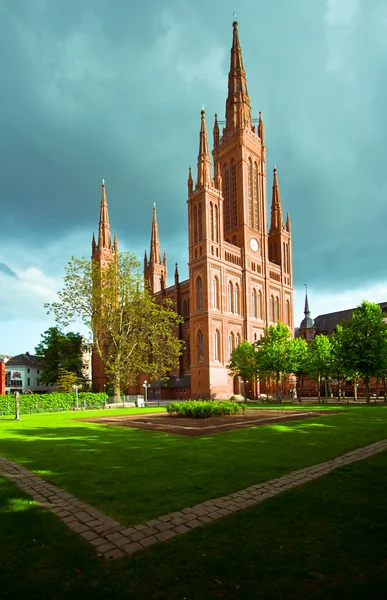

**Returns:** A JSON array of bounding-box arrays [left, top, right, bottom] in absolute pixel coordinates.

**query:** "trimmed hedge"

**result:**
[[166, 400, 243, 419], [0, 392, 108, 416]]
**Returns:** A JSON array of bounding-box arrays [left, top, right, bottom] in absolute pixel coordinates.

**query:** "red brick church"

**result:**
[[92, 20, 294, 399]]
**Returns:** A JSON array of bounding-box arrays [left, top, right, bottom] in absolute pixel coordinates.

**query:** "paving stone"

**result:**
[[74, 511, 95, 523], [208, 511, 223, 520], [198, 515, 213, 523], [174, 524, 190, 534], [121, 527, 137, 536], [181, 508, 194, 515], [158, 514, 173, 522], [87, 519, 104, 528], [105, 532, 125, 542], [171, 517, 186, 526], [68, 523, 90, 534], [57, 510, 71, 518], [90, 536, 108, 547], [96, 542, 116, 553], [146, 519, 161, 528], [139, 536, 158, 547], [122, 542, 143, 555], [156, 522, 174, 532], [105, 549, 125, 560], [155, 530, 177, 542], [113, 536, 132, 548], [62, 515, 78, 524], [81, 530, 99, 541], [134, 524, 147, 531], [130, 531, 146, 542]]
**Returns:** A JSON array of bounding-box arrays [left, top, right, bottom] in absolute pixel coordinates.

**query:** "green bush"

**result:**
[[166, 400, 242, 419], [0, 392, 108, 416]]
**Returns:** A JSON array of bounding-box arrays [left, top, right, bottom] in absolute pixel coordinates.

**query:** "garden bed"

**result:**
[[80, 408, 338, 437]]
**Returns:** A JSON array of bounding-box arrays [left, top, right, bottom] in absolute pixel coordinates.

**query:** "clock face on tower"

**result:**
[[250, 238, 259, 252]]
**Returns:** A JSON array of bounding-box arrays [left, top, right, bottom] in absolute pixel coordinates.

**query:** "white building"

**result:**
[[5, 353, 56, 394]]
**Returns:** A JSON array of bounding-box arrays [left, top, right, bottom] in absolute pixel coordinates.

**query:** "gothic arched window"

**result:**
[[227, 281, 233, 312], [252, 289, 257, 318], [231, 159, 237, 229], [234, 284, 239, 315], [275, 297, 279, 323], [248, 157, 253, 228], [209, 203, 214, 241], [253, 161, 259, 230], [214, 330, 220, 361], [223, 163, 230, 233], [236, 332, 241, 347], [213, 277, 219, 309], [286, 300, 290, 326], [258, 290, 262, 319], [193, 205, 198, 244], [198, 203, 203, 241], [196, 277, 203, 311], [270, 295, 274, 322], [228, 332, 234, 359], [197, 330, 204, 363], [214, 204, 218, 242]]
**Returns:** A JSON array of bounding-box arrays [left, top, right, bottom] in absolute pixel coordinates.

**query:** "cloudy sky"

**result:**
[[1, 0, 387, 354]]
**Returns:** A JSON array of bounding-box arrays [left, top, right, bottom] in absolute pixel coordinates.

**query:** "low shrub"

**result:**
[[0, 392, 108, 416], [166, 400, 243, 419]]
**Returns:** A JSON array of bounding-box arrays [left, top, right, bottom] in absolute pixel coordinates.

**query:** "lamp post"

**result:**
[[242, 380, 248, 403], [103, 383, 107, 408], [143, 380, 151, 406], [15, 391, 20, 421], [72, 384, 79, 410]]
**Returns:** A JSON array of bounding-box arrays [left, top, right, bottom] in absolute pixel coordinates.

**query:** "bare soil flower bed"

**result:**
[[79, 408, 338, 437]]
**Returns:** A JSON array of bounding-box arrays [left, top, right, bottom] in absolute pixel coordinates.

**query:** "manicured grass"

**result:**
[[0, 405, 387, 525], [1, 450, 387, 599]]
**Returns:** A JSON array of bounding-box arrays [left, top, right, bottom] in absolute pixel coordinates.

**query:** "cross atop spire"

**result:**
[[197, 109, 213, 188]]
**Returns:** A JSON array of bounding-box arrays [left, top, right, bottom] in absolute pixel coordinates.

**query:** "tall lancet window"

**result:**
[[253, 162, 259, 230], [270, 295, 274, 322], [258, 290, 262, 319], [231, 159, 237, 229], [234, 284, 240, 315], [228, 332, 234, 359], [197, 330, 204, 363], [248, 157, 253, 228], [213, 277, 219, 309], [193, 205, 198, 244], [223, 163, 230, 233], [209, 203, 214, 241], [227, 281, 233, 312], [286, 300, 291, 326], [214, 204, 218, 242], [236, 333, 241, 347], [196, 277, 203, 311], [275, 297, 279, 323], [214, 330, 220, 361], [252, 289, 257, 318], [198, 203, 203, 241]]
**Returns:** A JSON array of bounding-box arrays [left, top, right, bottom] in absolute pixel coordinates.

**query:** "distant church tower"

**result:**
[[186, 19, 294, 398], [91, 181, 118, 392], [144, 205, 167, 294]]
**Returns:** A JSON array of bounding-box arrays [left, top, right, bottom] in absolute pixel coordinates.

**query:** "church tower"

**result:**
[[144, 205, 167, 293], [91, 180, 118, 392], [187, 19, 294, 399]]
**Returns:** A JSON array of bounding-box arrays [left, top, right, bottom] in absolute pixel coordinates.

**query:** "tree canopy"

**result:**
[[35, 326, 86, 386]]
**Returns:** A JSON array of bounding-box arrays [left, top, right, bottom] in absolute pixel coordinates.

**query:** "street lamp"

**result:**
[[143, 380, 151, 406], [15, 391, 20, 421], [72, 385, 79, 410]]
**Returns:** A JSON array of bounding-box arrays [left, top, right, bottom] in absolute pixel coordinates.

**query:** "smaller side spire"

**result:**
[[213, 114, 219, 149], [174, 262, 179, 286], [149, 205, 161, 264], [214, 162, 222, 192], [197, 109, 213, 188], [144, 249, 148, 268], [270, 166, 284, 234], [286, 212, 291, 233], [304, 285, 310, 318], [113, 231, 118, 252], [92, 232, 96, 253], [299, 284, 315, 330], [258, 111, 265, 143], [98, 179, 112, 248], [163, 249, 167, 267], [188, 166, 193, 197]]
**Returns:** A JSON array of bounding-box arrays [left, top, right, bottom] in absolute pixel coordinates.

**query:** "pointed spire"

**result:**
[[258, 111, 265, 143], [304, 285, 310, 318], [197, 109, 213, 188], [225, 20, 252, 132], [98, 180, 111, 248], [214, 161, 222, 192], [270, 167, 284, 234], [300, 284, 314, 330], [188, 166, 193, 196], [92, 232, 96, 253], [163, 249, 167, 267], [174, 262, 179, 286], [286, 212, 291, 233], [113, 231, 118, 252], [149, 205, 161, 264], [213, 113, 219, 149], [144, 249, 148, 268]]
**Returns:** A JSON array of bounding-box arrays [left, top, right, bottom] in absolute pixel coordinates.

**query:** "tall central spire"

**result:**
[[150, 204, 161, 264], [197, 109, 213, 187], [98, 180, 111, 248], [270, 167, 284, 233], [225, 20, 252, 132]]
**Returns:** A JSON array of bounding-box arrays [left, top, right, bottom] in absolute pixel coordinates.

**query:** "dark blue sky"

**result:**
[[1, 0, 387, 353]]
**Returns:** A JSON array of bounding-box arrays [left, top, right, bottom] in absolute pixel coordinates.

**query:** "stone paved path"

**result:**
[[1, 439, 387, 560]]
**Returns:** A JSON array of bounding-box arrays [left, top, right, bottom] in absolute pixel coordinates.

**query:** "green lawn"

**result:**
[[0, 405, 387, 525], [1, 449, 386, 599]]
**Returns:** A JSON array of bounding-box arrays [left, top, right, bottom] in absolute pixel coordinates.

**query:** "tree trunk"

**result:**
[[384, 378, 386, 403], [276, 372, 281, 402], [324, 378, 328, 402], [296, 376, 301, 403], [113, 380, 121, 403], [365, 377, 370, 404], [354, 378, 358, 402], [317, 375, 321, 403]]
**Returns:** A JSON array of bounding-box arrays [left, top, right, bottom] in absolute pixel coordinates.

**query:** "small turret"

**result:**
[[258, 111, 265, 143], [286, 212, 291, 233], [188, 166, 193, 197], [174, 263, 179, 286], [213, 114, 219, 149], [269, 167, 284, 234], [196, 109, 213, 188]]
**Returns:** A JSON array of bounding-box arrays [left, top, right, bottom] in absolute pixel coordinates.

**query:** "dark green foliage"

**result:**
[[35, 326, 87, 386], [167, 400, 242, 418], [0, 392, 107, 415]]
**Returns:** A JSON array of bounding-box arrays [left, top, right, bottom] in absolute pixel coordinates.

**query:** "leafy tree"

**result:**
[[255, 323, 292, 401], [336, 301, 387, 403], [307, 334, 333, 402], [35, 327, 86, 386], [228, 341, 257, 400], [46, 252, 183, 401], [57, 368, 85, 393], [289, 337, 309, 401]]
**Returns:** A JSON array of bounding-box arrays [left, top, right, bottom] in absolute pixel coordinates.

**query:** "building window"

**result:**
[[198, 203, 203, 241], [223, 163, 230, 233], [236, 333, 241, 347], [253, 162, 259, 231], [27, 377, 30, 386], [214, 330, 220, 361], [286, 300, 290, 326], [275, 297, 279, 323], [198, 330, 204, 363], [227, 281, 233, 312], [252, 289, 257, 318], [210, 203, 214, 241], [27, 368, 30, 373], [248, 157, 253, 227], [258, 290, 262, 319], [234, 284, 239, 314], [270, 295, 274, 322], [194, 205, 198, 244], [231, 159, 237, 229], [228, 332, 234, 359], [213, 277, 219, 309], [214, 204, 218, 242], [196, 277, 203, 311]]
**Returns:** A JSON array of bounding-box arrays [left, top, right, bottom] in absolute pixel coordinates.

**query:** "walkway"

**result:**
[[1, 439, 387, 560]]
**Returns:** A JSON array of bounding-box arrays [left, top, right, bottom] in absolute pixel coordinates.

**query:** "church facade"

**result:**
[[92, 20, 294, 399]]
